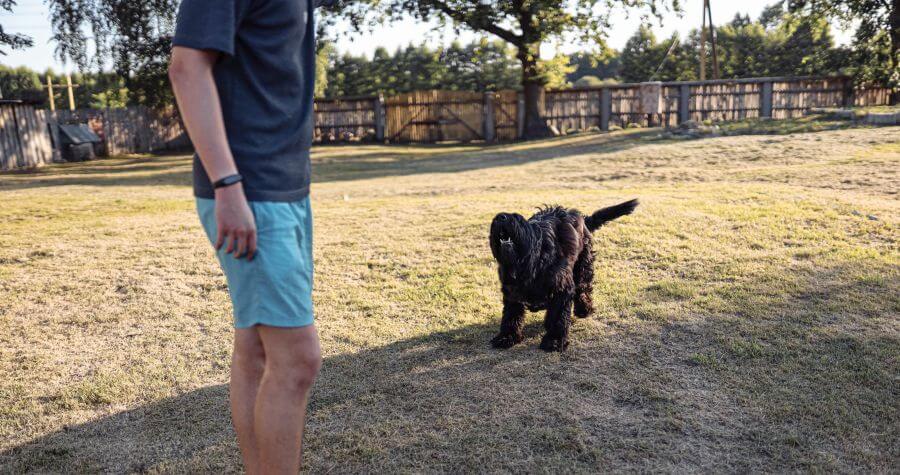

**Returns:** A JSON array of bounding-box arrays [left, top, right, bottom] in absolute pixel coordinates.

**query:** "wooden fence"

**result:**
[[0, 104, 188, 171], [1, 75, 896, 170], [327, 75, 892, 143], [314, 96, 380, 142], [0, 101, 56, 170], [50, 107, 186, 156]]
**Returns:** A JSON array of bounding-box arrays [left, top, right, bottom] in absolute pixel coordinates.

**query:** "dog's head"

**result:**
[[489, 212, 531, 268]]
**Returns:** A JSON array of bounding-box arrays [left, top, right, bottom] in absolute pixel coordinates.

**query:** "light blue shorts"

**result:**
[[196, 197, 314, 329]]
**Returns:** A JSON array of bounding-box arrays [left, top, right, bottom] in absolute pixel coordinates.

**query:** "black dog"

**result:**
[[489, 199, 638, 352]]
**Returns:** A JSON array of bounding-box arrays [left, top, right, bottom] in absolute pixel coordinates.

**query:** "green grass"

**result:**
[[0, 123, 898, 472]]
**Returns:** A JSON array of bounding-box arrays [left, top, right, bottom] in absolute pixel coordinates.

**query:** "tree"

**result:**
[[759, 1, 787, 29], [46, 0, 178, 109], [0, 0, 33, 56], [337, 0, 680, 138], [619, 25, 664, 82], [567, 50, 620, 84], [788, 0, 900, 102], [716, 14, 772, 77]]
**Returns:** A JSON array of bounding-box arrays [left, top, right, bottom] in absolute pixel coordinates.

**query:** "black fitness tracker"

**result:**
[[213, 174, 243, 189]]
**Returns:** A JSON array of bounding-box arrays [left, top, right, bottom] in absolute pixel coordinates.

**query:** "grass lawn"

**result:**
[[0, 124, 898, 472]]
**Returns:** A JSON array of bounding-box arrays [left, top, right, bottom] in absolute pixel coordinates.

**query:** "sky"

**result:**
[[0, 0, 854, 73]]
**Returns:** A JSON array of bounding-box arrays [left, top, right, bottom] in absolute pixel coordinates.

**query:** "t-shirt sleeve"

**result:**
[[172, 0, 253, 56]]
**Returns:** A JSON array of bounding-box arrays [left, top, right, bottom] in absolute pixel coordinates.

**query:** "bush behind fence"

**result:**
[[1, 75, 894, 171]]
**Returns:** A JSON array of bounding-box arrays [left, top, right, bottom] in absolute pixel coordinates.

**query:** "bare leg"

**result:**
[[231, 328, 266, 475], [254, 325, 322, 474], [491, 298, 526, 349]]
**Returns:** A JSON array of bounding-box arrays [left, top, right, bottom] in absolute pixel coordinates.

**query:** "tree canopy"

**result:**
[[788, 0, 899, 91], [0, 0, 33, 56], [333, 0, 681, 136], [1, 0, 893, 109]]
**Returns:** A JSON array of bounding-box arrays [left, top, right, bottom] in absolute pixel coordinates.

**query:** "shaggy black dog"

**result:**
[[489, 199, 638, 352]]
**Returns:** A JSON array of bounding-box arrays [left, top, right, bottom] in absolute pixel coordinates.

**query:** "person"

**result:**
[[168, 0, 332, 472]]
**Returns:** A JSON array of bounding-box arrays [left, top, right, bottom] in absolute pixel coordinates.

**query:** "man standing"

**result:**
[[169, 0, 328, 472]]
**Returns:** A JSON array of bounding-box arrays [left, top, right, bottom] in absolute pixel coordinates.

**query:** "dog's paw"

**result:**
[[491, 332, 523, 349], [539, 334, 569, 352], [573, 305, 594, 318], [574, 296, 594, 318]]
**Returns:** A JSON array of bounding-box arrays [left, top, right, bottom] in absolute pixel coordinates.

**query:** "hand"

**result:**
[[214, 183, 257, 260]]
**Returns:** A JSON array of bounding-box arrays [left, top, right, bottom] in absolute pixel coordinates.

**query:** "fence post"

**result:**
[[841, 77, 855, 108], [760, 81, 773, 118], [516, 92, 525, 139], [600, 88, 611, 131], [374, 93, 386, 142], [678, 84, 691, 124], [483, 92, 496, 142]]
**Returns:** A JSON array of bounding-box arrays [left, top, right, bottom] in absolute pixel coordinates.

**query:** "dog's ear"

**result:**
[[489, 213, 509, 262]]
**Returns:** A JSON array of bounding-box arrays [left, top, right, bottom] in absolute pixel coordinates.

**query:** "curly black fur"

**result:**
[[489, 199, 638, 352]]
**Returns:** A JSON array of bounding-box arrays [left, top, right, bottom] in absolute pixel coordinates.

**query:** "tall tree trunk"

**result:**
[[890, 0, 900, 104], [517, 44, 552, 139]]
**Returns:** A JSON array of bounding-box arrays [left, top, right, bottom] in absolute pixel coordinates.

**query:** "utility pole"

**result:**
[[46, 75, 55, 111], [65, 74, 76, 110], [41, 75, 80, 111], [698, 0, 720, 81], [707, 0, 720, 79], [699, 0, 707, 81]]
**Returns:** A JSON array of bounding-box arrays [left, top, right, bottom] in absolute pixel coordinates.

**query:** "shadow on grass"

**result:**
[[2, 260, 897, 472], [0, 131, 658, 191]]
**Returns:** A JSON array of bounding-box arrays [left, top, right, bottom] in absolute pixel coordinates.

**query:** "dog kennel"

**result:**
[[57, 124, 102, 162]]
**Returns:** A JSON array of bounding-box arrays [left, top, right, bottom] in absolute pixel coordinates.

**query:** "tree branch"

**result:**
[[425, 0, 522, 44]]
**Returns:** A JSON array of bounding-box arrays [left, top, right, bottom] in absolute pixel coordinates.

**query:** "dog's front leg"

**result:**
[[491, 298, 525, 349], [540, 292, 573, 352]]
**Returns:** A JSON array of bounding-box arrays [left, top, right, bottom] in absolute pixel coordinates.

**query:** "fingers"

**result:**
[[218, 228, 255, 260], [236, 230, 248, 258], [215, 226, 225, 250], [247, 231, 257, 261], [225, 229, 236, 254]]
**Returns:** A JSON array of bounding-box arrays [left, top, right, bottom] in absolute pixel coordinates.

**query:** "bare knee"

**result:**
[[268, 346, 321, 394], [233, 334, 266, 378], [258, 325, 321, 395]]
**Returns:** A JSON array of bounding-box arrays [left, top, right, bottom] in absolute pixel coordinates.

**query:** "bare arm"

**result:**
[[169, 46, 257, 260]]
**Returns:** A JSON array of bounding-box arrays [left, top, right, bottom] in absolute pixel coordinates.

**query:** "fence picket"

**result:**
[[0, 76, 895, 170]]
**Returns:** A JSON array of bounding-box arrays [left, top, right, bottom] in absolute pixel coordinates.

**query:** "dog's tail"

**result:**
[[584, 199, 639, 232]]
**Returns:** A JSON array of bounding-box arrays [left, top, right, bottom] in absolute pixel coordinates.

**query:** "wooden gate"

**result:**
[[493, 90, 520, 141], [385, 90, 485, 143]]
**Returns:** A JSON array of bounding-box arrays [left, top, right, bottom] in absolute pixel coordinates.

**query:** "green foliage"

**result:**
[[91, 87, 129, 109], [316, 41, 334, 98], [788, 0, 899, 88], [333, 0, 680, 135], [567, 50, 621, 83], [851, 29, 894, 86], [612, 6, 850, 83], [323, 39, 520, 97], [0, 0, 33, 55], [0, 64, 40, 99], [537, 53, 575, 88], [0, 64, 130, 108], [619, 25, 665, 82], [572, 75, 619, 88], [46, 0, 178, 109]]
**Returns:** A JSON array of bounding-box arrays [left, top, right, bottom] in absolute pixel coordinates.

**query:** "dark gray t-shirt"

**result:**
[[173, 0, 318, 201]]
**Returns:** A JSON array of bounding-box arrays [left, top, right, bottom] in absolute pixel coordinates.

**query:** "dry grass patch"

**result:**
[[0, 125, 898, 472]]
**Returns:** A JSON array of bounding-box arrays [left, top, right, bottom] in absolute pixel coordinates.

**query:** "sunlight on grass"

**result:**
[[0, 124, 897, 472]]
